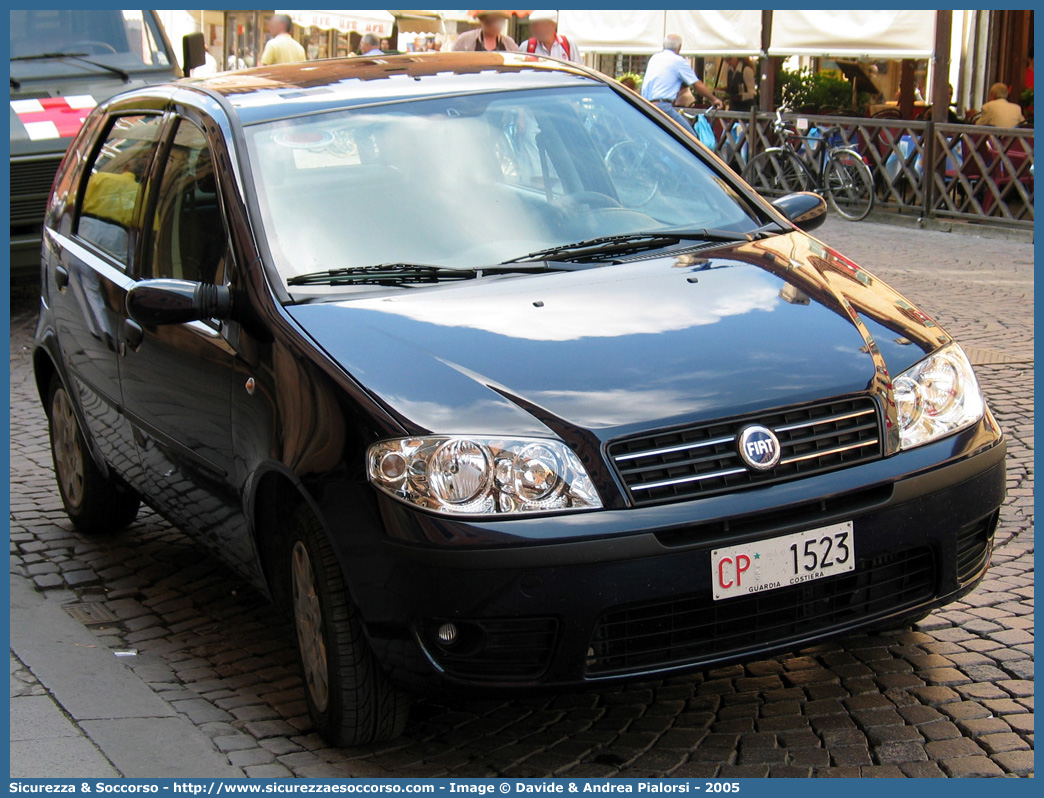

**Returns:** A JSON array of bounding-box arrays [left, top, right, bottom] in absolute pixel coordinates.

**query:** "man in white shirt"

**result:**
[[358, 33, 383, 57], [642, 35, 722, 126], [524, 10, 582, 65], [975, 82, 1026, 127]]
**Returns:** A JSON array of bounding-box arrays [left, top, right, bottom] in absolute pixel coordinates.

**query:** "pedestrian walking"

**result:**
[[641, 35, 723, 127], [725, 56, 757, 111], [524, 11, 582, 64], [260, 14, 306, 66], [452, 11, 519, 52]]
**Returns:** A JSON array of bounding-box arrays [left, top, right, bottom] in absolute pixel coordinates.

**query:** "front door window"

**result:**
[[147, 120, 228, 285]]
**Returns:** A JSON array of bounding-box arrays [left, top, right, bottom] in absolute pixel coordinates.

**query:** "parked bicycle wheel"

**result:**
[[824, 149, 875, 221], [742, 149, 811, 197]]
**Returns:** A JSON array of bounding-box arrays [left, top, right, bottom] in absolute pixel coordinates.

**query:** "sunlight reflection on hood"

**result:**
[[352, 266, 779, 341]]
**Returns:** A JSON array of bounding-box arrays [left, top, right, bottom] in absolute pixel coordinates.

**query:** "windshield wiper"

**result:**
[[501, 227, 770, 265], [286, 261, 593, 287], [10, 52, 129, 81], [288, 264, 470, 287]]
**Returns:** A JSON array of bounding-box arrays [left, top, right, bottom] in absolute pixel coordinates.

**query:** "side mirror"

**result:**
[[771, 192, 828, 232], [182, 32, 207, 75], [126, 279, 231, 327]]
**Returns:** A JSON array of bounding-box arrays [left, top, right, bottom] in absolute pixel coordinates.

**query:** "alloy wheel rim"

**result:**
[[51, 389, 85, 508], [291, 540, 329, 712]]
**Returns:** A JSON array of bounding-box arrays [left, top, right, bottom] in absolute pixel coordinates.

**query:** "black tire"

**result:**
[[824, 149, 875, 221], [287, 505, 410, 746], [742, 149, 811, 197], [46, 378, 139, 535]]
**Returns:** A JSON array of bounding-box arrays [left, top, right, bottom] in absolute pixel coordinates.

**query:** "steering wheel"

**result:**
[[67, 40, 119, 55], [604, 140, 660, 207]]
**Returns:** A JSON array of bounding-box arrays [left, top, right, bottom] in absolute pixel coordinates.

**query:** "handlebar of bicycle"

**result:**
[[770, 106, 844, 142], [677, 105, 719, 118]]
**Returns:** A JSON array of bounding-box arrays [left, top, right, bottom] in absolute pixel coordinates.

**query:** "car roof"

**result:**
[[182, 52, 607, 125]]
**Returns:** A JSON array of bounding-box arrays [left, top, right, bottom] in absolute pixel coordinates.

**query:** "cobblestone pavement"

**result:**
[[9, 220, 1033, 778]]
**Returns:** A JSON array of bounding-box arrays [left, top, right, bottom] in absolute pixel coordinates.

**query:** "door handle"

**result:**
[[54, 265, 69, 290], [122, 319, 144, 353]]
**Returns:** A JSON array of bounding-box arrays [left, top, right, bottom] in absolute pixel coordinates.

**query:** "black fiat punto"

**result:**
[[33, 54, 1005, 745]]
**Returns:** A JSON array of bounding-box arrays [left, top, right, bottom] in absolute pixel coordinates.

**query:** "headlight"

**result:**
[[367, 436, 602, 516], [893, 344, 984, 450]]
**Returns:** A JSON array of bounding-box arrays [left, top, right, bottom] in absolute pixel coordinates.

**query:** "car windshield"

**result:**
[[244, 86, 762, 289], [9, 9, 171, 70]]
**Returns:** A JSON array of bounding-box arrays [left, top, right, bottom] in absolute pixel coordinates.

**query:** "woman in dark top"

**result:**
[[726, 57, 757, 112]]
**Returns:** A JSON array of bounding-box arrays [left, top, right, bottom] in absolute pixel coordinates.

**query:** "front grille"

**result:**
[[655, 485, 892, 548], [10, 157, 61, 228], [956, 512, 996, 583], [426, 617, 558, 682], [587, 547, 935, 677], [609, 397, 882, 507]]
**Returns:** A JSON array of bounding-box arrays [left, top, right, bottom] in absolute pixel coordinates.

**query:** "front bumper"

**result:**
[[9, 232, 43, 281], [350, 429, 1006, 694]]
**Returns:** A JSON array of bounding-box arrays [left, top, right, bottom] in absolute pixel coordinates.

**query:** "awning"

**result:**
[[391, 10, 444, 34], [769, 10, 937, 59], [665, 10, 762, 56], [558, 10, 664, 54], [468, 10, 532, 18], [279, 10, 395, 37], [437, 10, 476, 24], [558, 10, 761, 56]]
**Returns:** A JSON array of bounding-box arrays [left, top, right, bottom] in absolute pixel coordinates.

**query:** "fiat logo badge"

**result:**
[[738, 425, 781, 471]]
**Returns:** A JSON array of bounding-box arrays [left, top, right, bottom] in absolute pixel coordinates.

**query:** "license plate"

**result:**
[[711, 522, 855, 601]]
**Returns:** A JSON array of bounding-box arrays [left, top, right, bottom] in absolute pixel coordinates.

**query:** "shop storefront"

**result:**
[[281, 9, 395, 60], [197, 9, 398, 67], [220, 9, 268, 69]]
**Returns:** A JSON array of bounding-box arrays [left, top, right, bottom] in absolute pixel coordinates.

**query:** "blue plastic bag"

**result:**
[[694, 113, 716, 149]]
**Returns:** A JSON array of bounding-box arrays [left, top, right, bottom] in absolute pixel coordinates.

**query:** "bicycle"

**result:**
[[742, 107, 875, 221]]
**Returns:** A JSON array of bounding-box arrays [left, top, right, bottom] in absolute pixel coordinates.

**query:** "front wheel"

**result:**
[[742, 149, 811, 197], [824, 149, 875, 221], [288, 505, 410, 746], [47, 377, 139, 535]]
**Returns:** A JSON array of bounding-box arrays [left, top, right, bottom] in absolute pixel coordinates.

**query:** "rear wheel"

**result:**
[[824, 149, 875, 221], [742, 149, 811, 197], [288, 505, 410, 746], [47, 378, 139, 535]]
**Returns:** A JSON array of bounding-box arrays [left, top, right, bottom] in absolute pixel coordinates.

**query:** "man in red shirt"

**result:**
[[525, 11, 582, 65]]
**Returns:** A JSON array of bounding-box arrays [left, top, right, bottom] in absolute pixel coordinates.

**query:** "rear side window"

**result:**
[[76, 114, 162, 265]]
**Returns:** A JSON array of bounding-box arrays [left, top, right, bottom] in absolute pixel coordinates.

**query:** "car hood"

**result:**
[[287, 232, 950, 442]]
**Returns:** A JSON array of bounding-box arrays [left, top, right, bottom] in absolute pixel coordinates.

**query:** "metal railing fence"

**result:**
[[700, 110, 1033, 228]]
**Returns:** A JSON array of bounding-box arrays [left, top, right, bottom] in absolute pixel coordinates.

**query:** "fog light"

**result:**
[[437, 623, 458, 645]]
